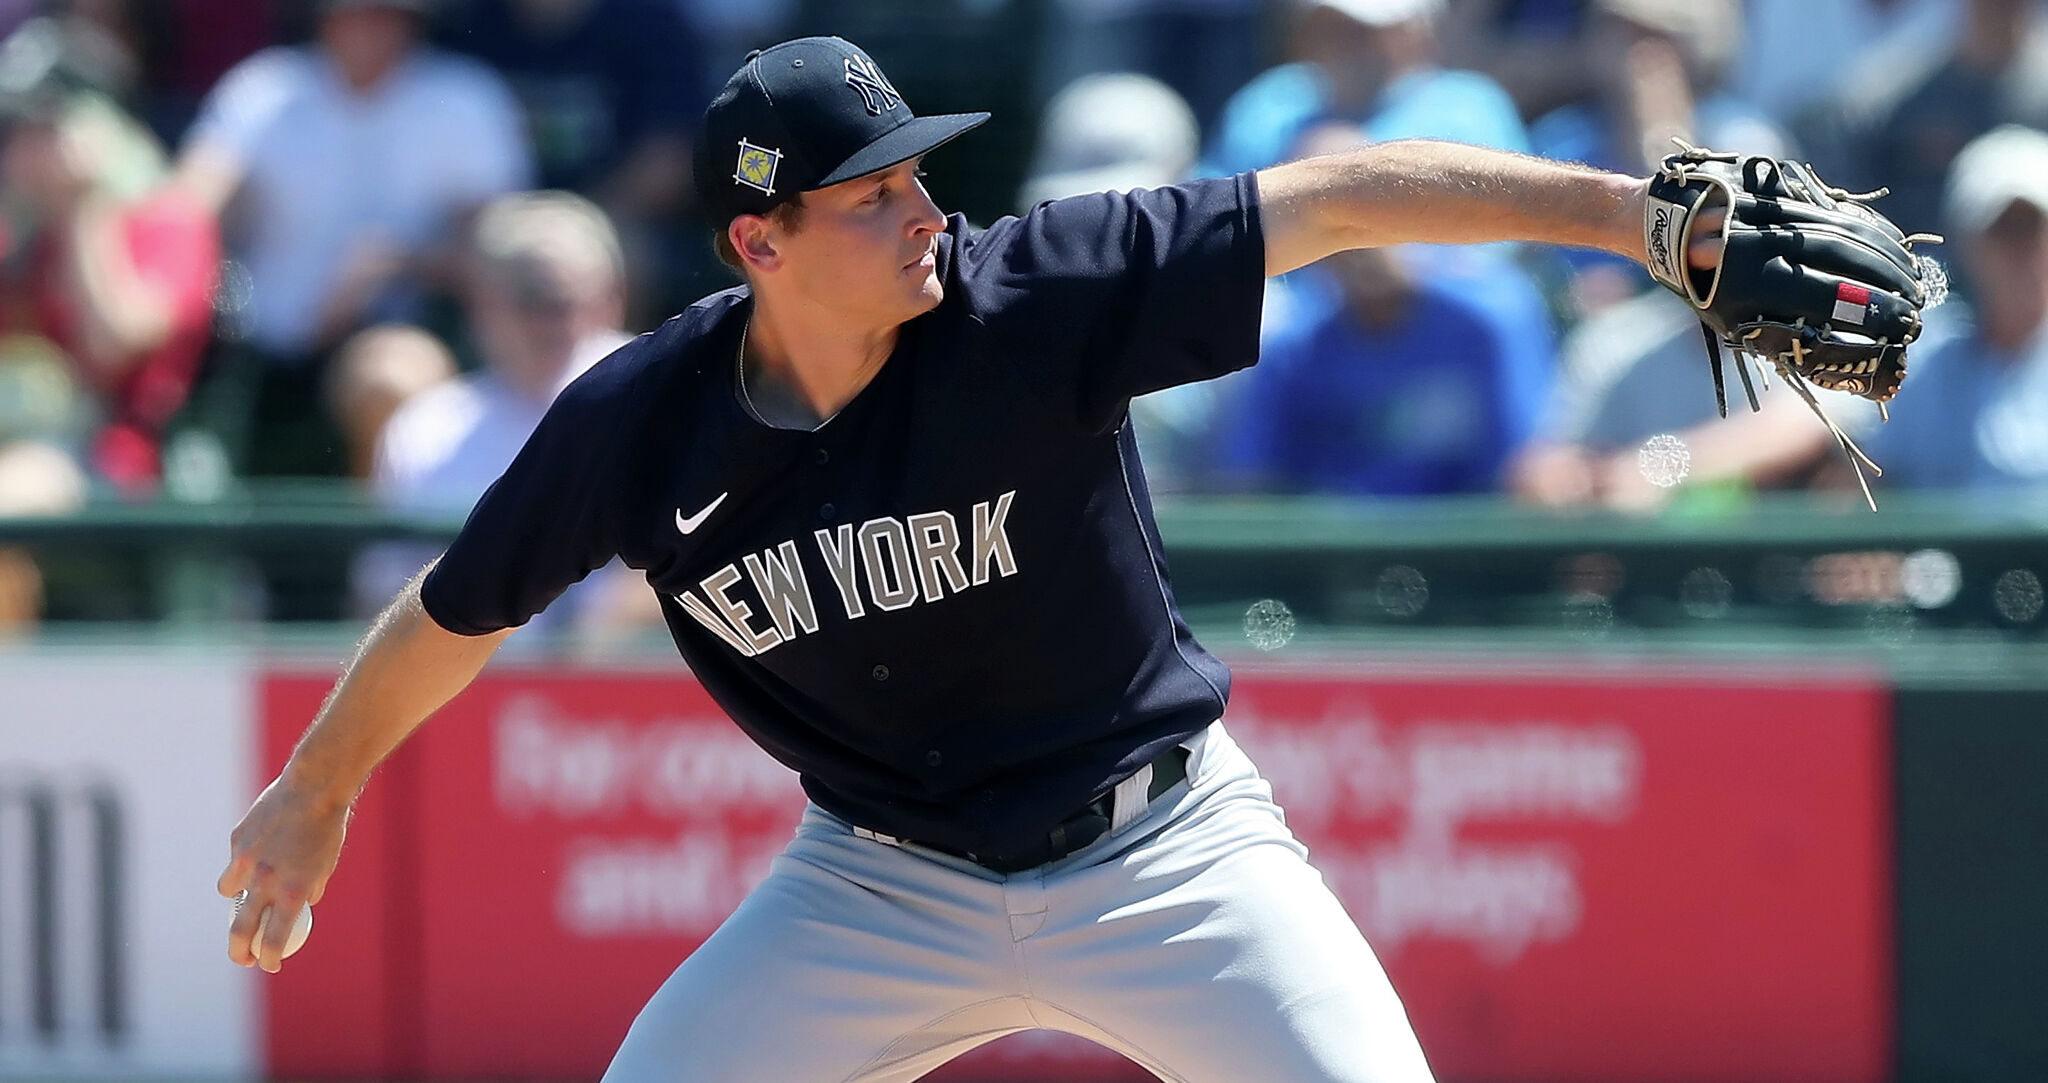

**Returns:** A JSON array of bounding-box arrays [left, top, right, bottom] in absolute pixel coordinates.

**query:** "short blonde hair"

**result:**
[[469, 190, 626, 296]]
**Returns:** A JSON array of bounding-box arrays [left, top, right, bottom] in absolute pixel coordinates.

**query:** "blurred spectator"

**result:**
[[40, 0, 285, 147], [1527, 0, 1786, 317], [325, 322, 455, 480], [0, 541, 39, 635], [0, 0, 274, 137], [0, 434, 87, 512], [1530, 0, 1774, 173], [1437, 0, 1593, 123], [1205, 0, 1528, 179], [1870, 126, 2048, 491], [0, 333, 86, 452], [1733, 0, 1958, 134], [173, 0, 531, 478], [0, 439, 88, 639], [1207, 243, 1554, 496], [32, 1, 143, 100], [1036, 0, 1269, 142], [350, 190, 640, 635], [0, 19, 221, 492], [1017, 72, 1198, 210], [1200, 0, 1544, 487], [1506, 288, 1866, 512], [437, 0, 705, 326], [1819, 0, 2048, 249]]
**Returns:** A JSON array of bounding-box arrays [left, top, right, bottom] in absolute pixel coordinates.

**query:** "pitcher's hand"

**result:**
[[219, 773, 348, 973], [1688, 206, 1726, 271]]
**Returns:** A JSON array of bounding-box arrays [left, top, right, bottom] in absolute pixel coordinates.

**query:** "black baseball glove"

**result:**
[[1643, 140, 1943, 508]]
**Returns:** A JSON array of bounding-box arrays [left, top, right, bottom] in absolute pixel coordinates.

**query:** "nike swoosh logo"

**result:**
[[674, 492, 728, 535]]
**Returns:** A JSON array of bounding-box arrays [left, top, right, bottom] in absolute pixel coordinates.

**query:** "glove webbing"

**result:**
[[1698, 322, 1886, 512]]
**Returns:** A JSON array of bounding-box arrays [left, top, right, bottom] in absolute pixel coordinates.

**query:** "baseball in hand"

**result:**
[[234, 891, 313, 960]]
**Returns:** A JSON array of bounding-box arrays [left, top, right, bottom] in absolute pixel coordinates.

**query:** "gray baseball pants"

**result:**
[[599, 722, 1436, 1082]]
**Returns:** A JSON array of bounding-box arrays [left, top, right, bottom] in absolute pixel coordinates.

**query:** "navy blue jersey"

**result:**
[[421, 175, 1266, 856]]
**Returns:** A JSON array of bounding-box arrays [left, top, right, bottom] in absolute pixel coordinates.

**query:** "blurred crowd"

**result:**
[[2, 0, 2047, 628]]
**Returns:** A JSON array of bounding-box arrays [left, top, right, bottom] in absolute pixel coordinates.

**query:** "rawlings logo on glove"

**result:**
[[1646, 139, 1944, 509]]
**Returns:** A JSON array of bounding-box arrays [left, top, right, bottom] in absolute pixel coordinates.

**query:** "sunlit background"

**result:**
[[2, 1, 2044, 1081]]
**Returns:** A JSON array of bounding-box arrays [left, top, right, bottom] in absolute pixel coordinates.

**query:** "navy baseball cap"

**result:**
[[694, 37, 989, 228]]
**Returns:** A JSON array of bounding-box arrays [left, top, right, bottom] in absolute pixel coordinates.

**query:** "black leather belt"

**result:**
[[918, 746, 1190, 874]]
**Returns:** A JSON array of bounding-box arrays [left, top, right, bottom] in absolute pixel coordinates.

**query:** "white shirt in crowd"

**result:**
[[186, 46, 533, 357], [351, 331, 631, 629]]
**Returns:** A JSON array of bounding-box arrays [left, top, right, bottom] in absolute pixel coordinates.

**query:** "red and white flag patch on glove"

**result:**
[[1833, 283, 1872, 325]]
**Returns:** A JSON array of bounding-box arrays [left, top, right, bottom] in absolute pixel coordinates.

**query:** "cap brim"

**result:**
[[816, 112, 990, 188]]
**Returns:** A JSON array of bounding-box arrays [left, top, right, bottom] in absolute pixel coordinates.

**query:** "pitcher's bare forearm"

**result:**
[[1257, 139, 1647, 276], [221, 562, 509, 971], [282, 562, 512, 811]]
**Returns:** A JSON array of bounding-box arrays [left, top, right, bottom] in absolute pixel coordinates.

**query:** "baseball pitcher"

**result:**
[[220, 37, 1932, 1082]]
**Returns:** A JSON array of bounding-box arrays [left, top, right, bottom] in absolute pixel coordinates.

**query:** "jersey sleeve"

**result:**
[[959, 174, 1267, 429], [417, 359, 637, 635]]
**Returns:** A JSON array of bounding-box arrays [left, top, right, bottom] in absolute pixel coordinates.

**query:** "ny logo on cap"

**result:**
[[844, 55, 902, 116], [734, 139, 782, 196]]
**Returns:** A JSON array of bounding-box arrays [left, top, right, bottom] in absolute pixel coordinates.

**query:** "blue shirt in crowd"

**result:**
[[1203, 64, 1529, 177], [1871, 314, 2048, 490], [1211, 260, 1553, 496]]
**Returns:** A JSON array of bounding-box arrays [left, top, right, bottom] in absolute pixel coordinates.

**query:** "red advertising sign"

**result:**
[[1221, 666, 1892, 1083], [262, 670, 806, 1079], [260, 662, 1889, 1083], [261, 676, 405, 1081]]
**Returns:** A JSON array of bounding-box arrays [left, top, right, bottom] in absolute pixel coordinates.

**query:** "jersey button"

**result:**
[[819, 502, 836, 520], [814, 448, 830, 465], [871, 664, 890, 681], [925, 750, 944, 768]]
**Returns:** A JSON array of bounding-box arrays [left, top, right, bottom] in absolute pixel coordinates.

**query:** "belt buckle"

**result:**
[[937, 746, 1190, 875]]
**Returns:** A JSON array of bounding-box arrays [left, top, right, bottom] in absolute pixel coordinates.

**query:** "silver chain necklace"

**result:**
[[738, 317, 843, 432], [735, 317, 770, 425]]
